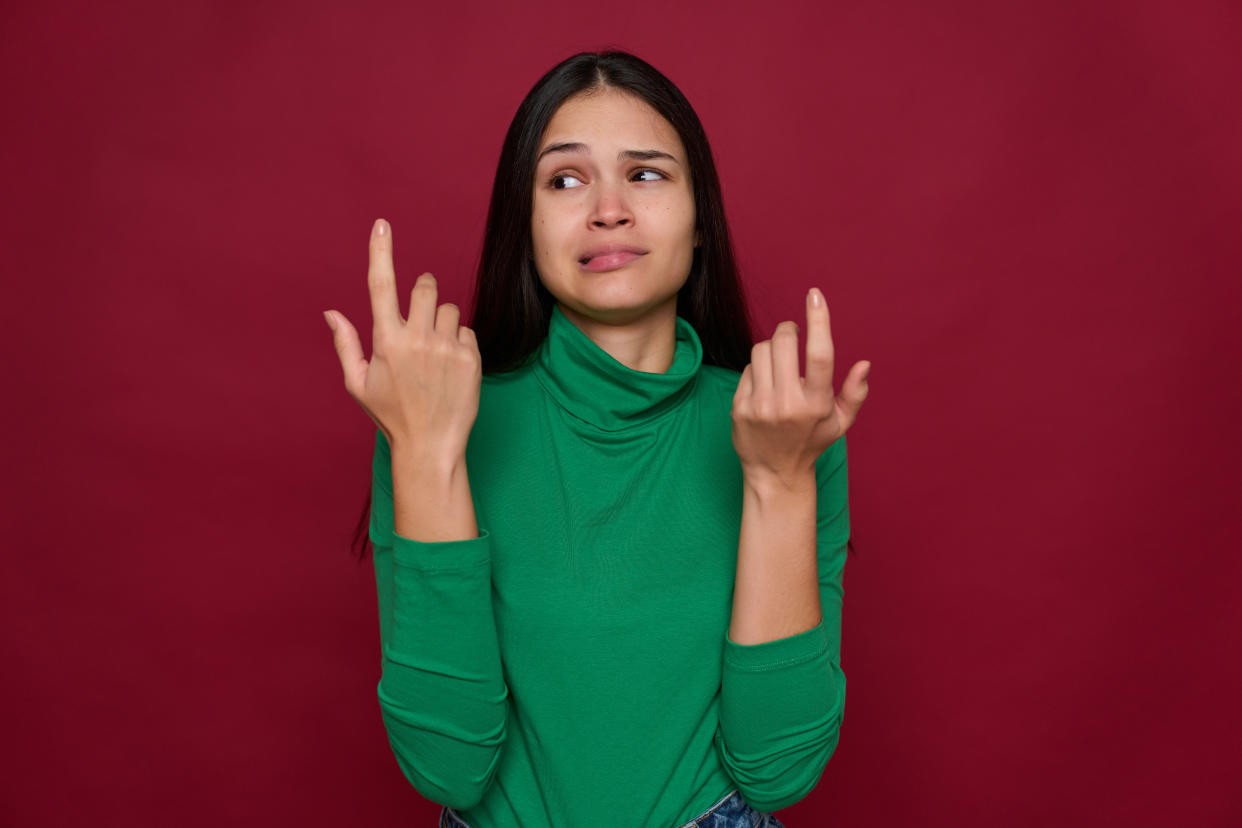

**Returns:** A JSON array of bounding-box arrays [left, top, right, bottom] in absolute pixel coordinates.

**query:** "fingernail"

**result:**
[[374, 219, 387, 237], [810, 288, 823, 307], [863, 361, 871, 380], [323, 311, 336, 332]]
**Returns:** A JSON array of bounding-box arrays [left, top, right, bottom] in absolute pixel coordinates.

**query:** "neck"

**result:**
[[556, 300, 679, 374], [532, 302, 704, 434]]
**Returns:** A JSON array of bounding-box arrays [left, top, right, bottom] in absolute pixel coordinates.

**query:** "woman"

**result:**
[[324, 50, 870, 828]]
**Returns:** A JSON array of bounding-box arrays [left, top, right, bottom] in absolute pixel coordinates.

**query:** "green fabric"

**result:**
[[370, 303, 850, 826]]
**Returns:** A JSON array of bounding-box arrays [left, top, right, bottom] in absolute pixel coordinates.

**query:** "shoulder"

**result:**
[[479, 363, 539, 413], [471, 364, 542, 446], [695, 363, 742, 405]]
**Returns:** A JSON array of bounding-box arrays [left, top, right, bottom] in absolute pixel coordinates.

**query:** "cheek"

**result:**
[[530, 211, 550, 253], [532, 203, 569, 249], [673, 206, 697, 247], [656, 198, 694, 232], [530, 218, 566, 279], [672, 191, 696, 239]]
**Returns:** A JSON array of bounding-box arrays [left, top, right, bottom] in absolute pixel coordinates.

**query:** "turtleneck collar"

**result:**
[[531, 303, 704, 432]]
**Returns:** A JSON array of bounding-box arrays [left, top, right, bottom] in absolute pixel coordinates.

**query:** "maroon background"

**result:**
[[3, 0, 1240, 825]]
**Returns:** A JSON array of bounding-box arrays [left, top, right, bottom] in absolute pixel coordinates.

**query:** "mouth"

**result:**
[[578, 245, 648, 273]]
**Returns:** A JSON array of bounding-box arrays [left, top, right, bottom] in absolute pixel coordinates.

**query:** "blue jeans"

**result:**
[[439, 788, 788, 827]]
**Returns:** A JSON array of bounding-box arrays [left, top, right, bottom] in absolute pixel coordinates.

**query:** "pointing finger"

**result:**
[[804, 288, 834, 396], [367, 219, 401, 334]]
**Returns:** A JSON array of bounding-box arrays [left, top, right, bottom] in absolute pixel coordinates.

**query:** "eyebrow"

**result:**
[[537, 142, 680, 165]]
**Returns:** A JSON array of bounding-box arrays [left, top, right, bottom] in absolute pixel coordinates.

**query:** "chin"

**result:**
[[561, 293, 680, 326]]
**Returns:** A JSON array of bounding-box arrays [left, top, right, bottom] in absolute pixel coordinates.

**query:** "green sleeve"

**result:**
[[715, 435, 850, 812], [370, 430, 509, 810]]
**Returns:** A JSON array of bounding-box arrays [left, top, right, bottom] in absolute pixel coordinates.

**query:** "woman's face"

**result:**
[[531, 88, 697, 327]]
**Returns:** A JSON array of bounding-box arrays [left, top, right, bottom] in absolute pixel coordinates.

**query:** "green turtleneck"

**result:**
[[369, 303, 850, 827]]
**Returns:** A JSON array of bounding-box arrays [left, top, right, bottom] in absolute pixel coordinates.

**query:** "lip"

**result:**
[[578, 244, 648, 273]]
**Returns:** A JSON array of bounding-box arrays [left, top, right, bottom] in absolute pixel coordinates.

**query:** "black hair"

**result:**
[[351, 51, 760, 562]]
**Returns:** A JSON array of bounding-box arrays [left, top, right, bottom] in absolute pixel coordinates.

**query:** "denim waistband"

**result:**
[[677, 788, 786, 827], [439, 788, 786, 827]]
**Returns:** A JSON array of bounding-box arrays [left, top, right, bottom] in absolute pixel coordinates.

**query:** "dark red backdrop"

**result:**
[[3, 0, 1239, 825]]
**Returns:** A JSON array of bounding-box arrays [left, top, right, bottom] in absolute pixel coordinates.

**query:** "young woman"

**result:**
[[324, 51, 870, 828]]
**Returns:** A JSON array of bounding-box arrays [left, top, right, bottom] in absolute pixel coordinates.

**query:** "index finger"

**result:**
[[804, 287, 835, 395], [367, 219, 401, 333]]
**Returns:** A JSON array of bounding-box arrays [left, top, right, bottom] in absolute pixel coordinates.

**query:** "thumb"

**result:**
[[836, 360, 870, 424], [324, 310, 367, 397]]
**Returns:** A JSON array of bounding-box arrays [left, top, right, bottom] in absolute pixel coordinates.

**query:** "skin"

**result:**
[[531, 87, 697, 373], [324, 89, 872, 640], [324, 223, 482, 542], [729, 289, 870, 643]]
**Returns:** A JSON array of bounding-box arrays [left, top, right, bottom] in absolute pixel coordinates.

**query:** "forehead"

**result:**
[[539, 89, 685, 157]]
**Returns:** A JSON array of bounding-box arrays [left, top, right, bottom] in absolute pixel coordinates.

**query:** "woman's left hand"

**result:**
[[731, 287, 870, 489]]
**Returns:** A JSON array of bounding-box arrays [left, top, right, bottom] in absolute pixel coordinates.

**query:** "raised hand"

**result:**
[[731, 287, 870, 488], [324, 219, 482, 463]]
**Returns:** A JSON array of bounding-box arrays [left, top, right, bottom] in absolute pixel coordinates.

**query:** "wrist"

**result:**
[[390, 442, 468, 482], [741, 465, 816, 499], [390, 447, 478, 543]]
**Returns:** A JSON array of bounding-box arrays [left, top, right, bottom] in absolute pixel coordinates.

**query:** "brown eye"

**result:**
[[551, 174, 584, 189], [632, 169, 665, 182]]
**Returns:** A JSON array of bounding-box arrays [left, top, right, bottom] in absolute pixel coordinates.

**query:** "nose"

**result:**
[[588, 178, 633, 228]]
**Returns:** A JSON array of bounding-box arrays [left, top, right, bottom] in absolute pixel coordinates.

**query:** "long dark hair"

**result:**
[[352, 51, 760, 562], [471, 50, 754, 374]]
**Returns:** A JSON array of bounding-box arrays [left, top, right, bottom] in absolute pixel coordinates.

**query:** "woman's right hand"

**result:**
[[324, 218, 481, 463]]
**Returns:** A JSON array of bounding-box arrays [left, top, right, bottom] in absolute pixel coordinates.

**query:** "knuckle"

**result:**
[[372, 332, 396, 358]]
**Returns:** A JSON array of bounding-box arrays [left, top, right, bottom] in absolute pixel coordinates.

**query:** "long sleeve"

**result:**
[[715, 435, 850, 812], [369, 430, 509, 810]]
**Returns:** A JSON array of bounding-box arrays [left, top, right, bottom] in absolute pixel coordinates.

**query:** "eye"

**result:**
[[550, 173, 585, 190], [632, 169, 666, 182]]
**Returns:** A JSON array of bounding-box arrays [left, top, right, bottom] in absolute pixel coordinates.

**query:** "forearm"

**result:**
[[718, 443, 851, 810], [728, 469, 820, 645], [391, 445, 479, 542]]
